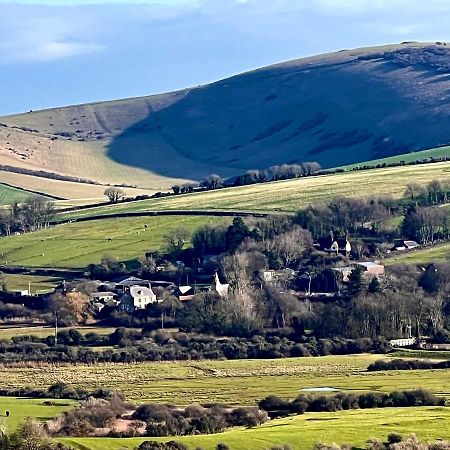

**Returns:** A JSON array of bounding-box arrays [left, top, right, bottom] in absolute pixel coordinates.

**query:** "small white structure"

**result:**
[[210, 272, 229, 298], [389, 337, 416, 347], [393, 240, 420, 251]]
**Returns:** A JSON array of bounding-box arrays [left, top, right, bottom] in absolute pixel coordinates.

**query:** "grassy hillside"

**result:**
[[59, 161, 450, 219], [3, 43, 450, 198], [0, 215, 227, 268]]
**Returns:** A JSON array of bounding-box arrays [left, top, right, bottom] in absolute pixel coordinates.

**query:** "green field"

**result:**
[[0, 215, 227, 268], [61, 407, 450, 450], [0, 183, 47, 205], [0, 397, 75, 433], [58, 161, 450, 220], [1, 273, 63, 294]]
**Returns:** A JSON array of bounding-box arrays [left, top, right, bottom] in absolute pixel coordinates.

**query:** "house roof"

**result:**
[[90, 291, 116, 298], [116, 277, 145, 286], [403, 240, 419, 247], [178, 285, 193, 295], [356, 262, 383, 269], [129, 285, 156, 298]]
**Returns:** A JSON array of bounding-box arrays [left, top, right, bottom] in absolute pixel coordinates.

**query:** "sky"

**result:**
[[1, 0, 450, 115]]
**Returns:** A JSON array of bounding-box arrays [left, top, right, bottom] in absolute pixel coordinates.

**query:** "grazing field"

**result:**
[[0, 397, 75, 432], [58, 161, 450, 220], [0, 215, 227, 268], [3, 354, 450, 406], [2, 273, 63, 294], [61, 406, 450, 450], [0, 183, 48, 205]]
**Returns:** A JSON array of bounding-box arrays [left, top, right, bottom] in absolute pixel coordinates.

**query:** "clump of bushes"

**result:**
[[132, 402, 267, 437], [258, 389, 444, 419], [367, 358, 450, 372]]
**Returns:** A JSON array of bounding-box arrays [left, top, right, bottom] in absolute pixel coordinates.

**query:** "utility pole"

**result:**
[[161, 312, 165, 330], [54, 313, 58, 346]]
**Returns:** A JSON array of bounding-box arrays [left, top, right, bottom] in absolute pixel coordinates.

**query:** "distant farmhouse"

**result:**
[[119, 285, 158, 313], [314, 233, 351, 256]]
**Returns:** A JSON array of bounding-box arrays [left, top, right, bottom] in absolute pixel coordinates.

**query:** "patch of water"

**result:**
[[300, 387, 340, 392]]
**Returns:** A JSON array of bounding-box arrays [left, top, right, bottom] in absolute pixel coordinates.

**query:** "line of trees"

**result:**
[[0, 197, 55, 235]]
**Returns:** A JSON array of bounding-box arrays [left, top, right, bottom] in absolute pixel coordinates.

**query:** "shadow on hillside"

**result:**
[[106, 47, 450, 181]]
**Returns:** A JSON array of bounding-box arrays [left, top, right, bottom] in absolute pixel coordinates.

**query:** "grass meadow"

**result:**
[[3, 354, 450, 406], [0, 215, 228, 268], [0, 397, 75, 432], [0, 324, 116, 340]]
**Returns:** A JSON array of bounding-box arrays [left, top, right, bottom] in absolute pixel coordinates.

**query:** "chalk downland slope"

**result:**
[[3, 42, 450, 198]]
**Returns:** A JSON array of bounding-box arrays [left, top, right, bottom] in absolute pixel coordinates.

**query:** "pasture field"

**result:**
[[2, 354, 450, 406], [58, 161, 450, 220], [2, 273, 63, 294], [0, 183, 47, 205], [61, 407, 450, 450], [0, 325, 116, 340], [0, 397, 75, 432], [0, 215, 228, 268]]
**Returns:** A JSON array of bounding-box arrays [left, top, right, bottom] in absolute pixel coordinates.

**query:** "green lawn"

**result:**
[[61, 406, 450, 450], [0, 397, 75, 432], [0, 215, 227, 268]]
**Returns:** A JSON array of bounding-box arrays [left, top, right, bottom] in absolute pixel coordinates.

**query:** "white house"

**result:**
[[120, 285, 158, 312]]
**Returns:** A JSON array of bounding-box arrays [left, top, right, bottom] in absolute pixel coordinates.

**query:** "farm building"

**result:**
[[393, 240, 420, 251]]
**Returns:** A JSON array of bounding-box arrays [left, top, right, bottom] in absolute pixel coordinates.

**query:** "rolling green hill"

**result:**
[[3, 42, 450, 198]]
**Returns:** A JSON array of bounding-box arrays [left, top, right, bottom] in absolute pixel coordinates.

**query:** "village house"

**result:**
[[355, 261, 385, 277], [119, 285, 158, 312], [314, 233, 351, 256]]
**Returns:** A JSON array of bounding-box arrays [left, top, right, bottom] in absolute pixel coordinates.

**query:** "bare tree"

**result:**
[[204, 174, 224, 190], [104, 187, 125, 203], [163, 227, 190, 256]]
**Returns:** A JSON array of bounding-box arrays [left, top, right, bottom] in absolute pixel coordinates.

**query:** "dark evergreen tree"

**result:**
[[346, 266, 365, 297], [368, 276, 382, 294]]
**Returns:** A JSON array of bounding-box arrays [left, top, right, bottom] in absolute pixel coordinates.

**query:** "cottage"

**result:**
[[315, 234, 351, 256], [119, 285, 158, 312]]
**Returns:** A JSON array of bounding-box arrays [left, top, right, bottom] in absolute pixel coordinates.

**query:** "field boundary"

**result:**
[[55, 210, 273, 225]]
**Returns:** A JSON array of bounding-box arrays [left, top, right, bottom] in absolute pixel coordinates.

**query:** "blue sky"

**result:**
[[0, 0, 449, 115]]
